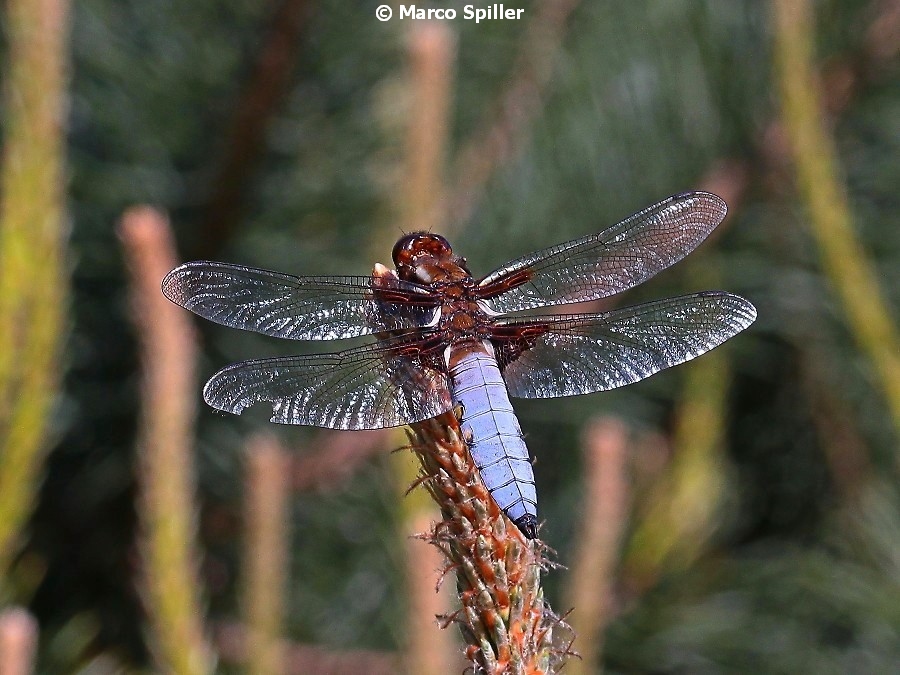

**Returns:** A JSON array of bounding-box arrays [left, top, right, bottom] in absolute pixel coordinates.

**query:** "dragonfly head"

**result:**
[[392, 232, 458, 282]]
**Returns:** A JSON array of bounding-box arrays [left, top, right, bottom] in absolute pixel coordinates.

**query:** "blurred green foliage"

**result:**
[[0, 0, 897, 671]]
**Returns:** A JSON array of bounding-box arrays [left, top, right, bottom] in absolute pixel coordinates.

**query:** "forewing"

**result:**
[[478, 192, 727, 313], [202, 334, 452, 429], [162, 261, 439, 340], [494, 292, 756, 398]]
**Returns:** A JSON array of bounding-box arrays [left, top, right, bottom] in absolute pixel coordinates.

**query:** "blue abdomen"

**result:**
[[446, 341, 538, 538]]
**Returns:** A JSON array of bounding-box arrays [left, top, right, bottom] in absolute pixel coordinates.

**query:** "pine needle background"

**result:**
[[0, 0, 898, 672]]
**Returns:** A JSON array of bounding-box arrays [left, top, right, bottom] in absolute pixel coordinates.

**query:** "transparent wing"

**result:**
[[162, 261, 439, 340], [478, 192, 727, 313], [493, 292, 756, 398], [202, 334, 452, 429]]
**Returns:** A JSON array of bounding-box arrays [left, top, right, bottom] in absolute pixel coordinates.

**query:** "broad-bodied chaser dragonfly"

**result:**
[[162, 192, 756, 538]]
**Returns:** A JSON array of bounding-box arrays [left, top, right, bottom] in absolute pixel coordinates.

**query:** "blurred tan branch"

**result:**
[[447, 0, 582, 230], [564, 418, 631, 675], [119, 207, 214, 674], [404, 508, 466, 675], [864, 0, 900, 63], [216, 621, 400, 675], [0, 0, 71, 582], [772, 0, 900, 445], [401, 22, 455, 237], [290, 429, 391, 492], [242, 435, 290, 675], [0, 608, 38, 675]]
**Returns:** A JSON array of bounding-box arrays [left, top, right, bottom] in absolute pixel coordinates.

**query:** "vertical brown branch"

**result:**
[[388, 23, 460, 674], [0, 0, 71, 581], [119, 207, 214, 675], [242, 434, 290, 675], [402, 22, 455, 235], [203, 0, 315, 251], [564, 418, 630, 675], [0, 608, 38, 675], [771, 0, 900, 445]]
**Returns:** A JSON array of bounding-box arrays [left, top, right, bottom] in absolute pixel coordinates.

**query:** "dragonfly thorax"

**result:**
[[447, 309, 476, 332], [434, 281, 493, 339]]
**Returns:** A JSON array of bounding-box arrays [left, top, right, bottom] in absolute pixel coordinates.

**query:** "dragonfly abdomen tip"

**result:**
[[515, 514, 538, 539]]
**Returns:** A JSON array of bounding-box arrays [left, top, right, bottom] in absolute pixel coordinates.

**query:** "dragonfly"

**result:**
[[162, 191, 756, 539]]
